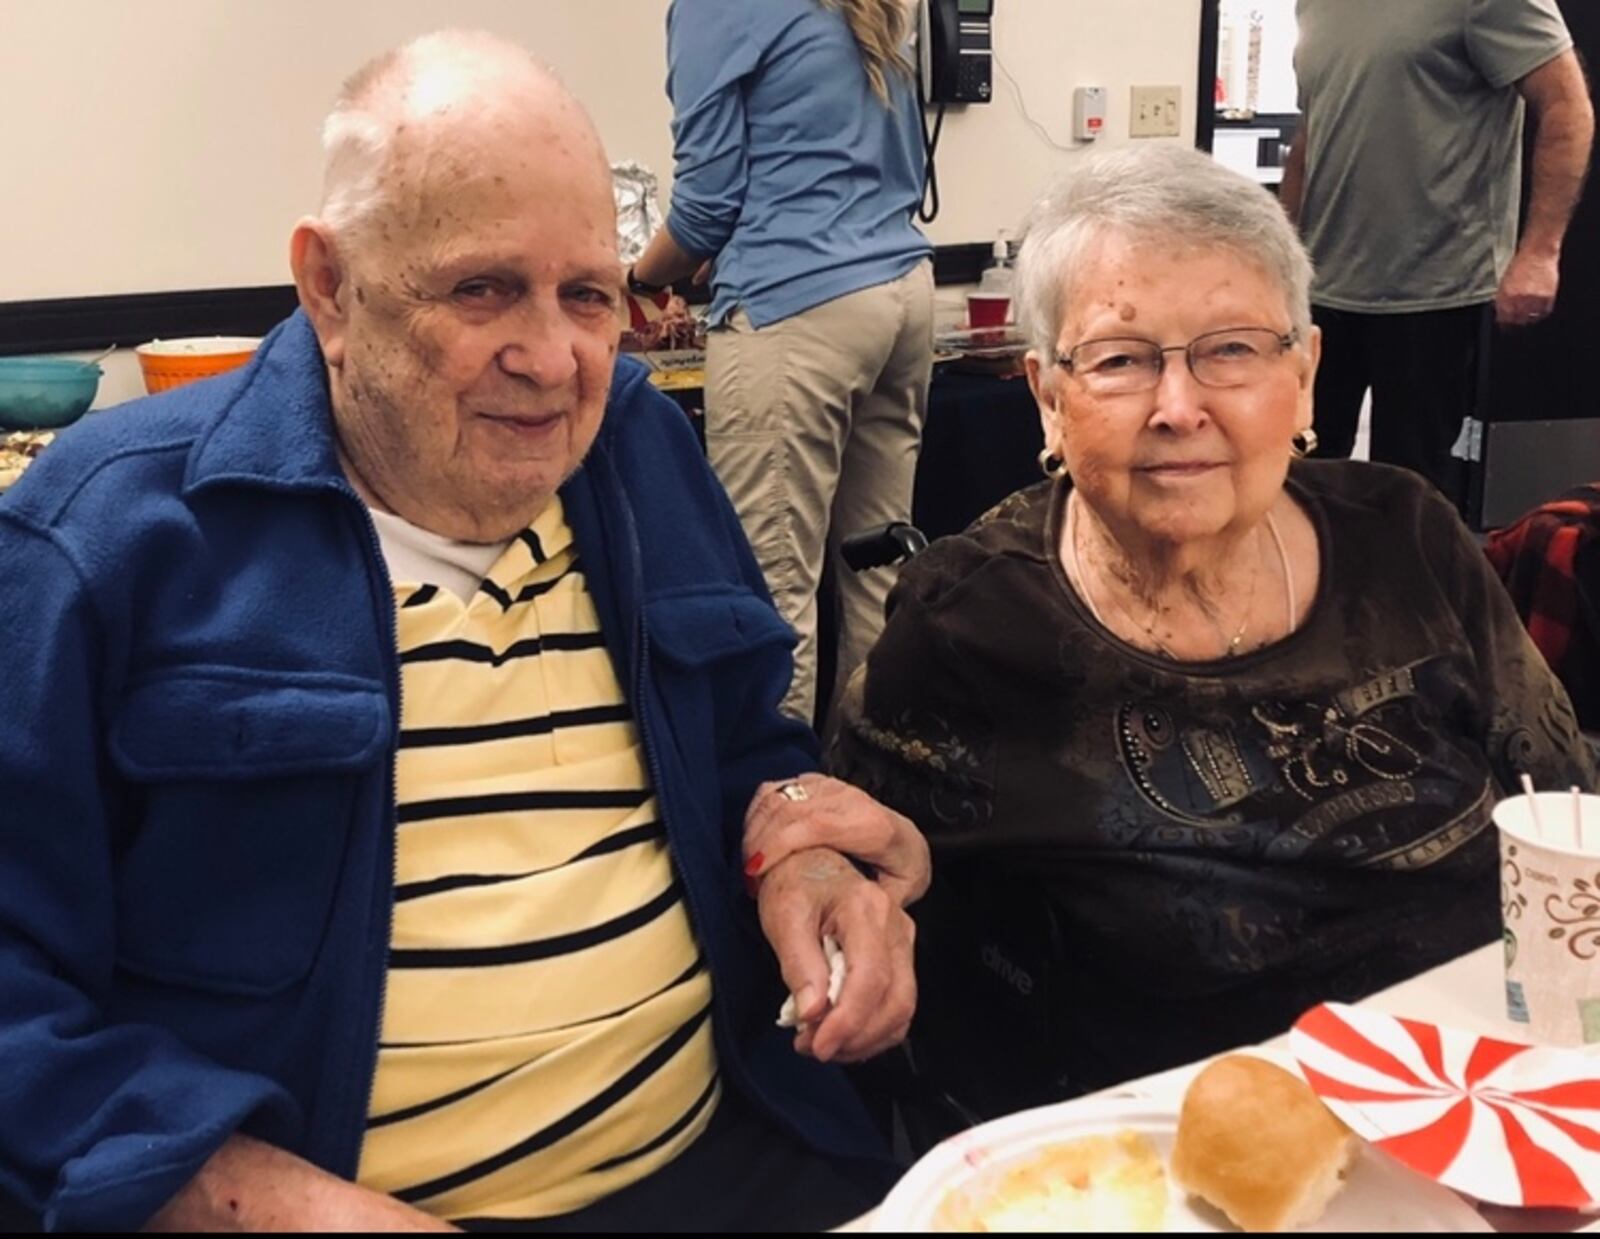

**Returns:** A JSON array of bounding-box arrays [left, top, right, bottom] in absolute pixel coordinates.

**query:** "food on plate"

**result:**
[[934, 1130, 1167, 1233], [1171, 1054, 1356, 1233], [0, 430, 56, 491]]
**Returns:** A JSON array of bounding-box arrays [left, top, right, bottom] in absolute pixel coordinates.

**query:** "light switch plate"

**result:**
[[1130, 85, 1182, 138]]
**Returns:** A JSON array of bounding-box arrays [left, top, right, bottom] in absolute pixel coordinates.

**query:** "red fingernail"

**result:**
[[744, 852, 766, 877]]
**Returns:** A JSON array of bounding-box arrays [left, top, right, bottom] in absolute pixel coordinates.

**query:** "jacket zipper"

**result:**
[[605, 451, 782, 1127], [618, 471, 700, 967], [331, 481, 402, 1178]]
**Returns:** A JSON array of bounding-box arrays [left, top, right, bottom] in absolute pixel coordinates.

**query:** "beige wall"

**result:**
[[1, 0, 1199, 305], [932, 0, 1201, 240]]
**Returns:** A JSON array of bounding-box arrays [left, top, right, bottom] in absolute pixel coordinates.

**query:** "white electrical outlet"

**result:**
[[1130, 85, 1182, 138], [1073, 86, 1107, 141]]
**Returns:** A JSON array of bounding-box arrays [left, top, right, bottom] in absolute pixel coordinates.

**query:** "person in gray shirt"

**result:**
[[1281, 0, 1593, 509]]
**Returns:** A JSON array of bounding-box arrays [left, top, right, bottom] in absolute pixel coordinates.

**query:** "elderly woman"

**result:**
[[827, 145, 1597, 1121]]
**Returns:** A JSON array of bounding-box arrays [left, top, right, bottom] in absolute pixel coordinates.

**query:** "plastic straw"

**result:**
[[1576, 785, 1590, 855], [1520, 773, 1545, 841]]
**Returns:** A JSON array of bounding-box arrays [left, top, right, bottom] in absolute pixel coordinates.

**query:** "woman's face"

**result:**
[[1025, 234, 1319, 548]]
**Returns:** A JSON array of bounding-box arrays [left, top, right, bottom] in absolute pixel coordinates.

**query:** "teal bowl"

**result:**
[[0, 357, 102, 430]]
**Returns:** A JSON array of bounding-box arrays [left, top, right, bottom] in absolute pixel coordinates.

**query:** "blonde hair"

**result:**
[[820, 0, 915, 105]]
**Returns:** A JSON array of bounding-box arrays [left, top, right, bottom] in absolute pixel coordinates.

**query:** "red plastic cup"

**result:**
[[967, 293, 1010, 328]]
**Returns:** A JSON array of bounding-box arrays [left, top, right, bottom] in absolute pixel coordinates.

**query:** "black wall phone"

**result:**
[[919, 0, 994, 105]]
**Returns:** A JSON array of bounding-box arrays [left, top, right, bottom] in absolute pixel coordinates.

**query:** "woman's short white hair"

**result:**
[[319, 30, 562, 241], [1015, 145, 1314, 359]]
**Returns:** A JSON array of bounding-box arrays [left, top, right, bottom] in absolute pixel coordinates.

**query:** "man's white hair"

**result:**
[[1015, 145, 1315, 360], [318, 29, 569, 240]]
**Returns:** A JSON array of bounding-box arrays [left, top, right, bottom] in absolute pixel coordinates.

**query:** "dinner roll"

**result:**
[[1170, 1054, 1356, 1232]]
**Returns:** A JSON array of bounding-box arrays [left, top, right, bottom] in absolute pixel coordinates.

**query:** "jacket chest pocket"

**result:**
[[108, 669, 391, 996], [646, 587, 795, 716], [646, 589, 795, 668], [644, 588, 795, 804]]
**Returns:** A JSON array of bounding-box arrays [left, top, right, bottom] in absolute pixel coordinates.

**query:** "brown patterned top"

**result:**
[[832, 459, 1596, 1115]]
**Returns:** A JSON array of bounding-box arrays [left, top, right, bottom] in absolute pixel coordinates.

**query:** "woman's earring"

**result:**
[[1290, 428, 1319, 460], [1038, 449, 1068, 480]]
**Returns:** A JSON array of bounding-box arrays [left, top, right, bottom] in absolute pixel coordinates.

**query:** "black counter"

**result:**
[[913, 364, 1043, 541]]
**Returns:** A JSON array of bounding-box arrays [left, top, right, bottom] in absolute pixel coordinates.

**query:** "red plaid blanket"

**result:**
[[1484, 483, 1600, 731]]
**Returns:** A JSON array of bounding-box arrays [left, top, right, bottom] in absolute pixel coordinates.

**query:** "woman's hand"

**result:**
[[742, 773, 931, 908], [756, 848, 916, 1063]]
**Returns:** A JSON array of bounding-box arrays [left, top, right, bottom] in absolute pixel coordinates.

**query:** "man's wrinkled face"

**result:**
[[327, 106, 623, 541]]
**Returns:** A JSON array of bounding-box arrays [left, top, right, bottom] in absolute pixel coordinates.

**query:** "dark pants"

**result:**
[[458, 1090, 891, 1233], [1309, 303, 1493, 511]]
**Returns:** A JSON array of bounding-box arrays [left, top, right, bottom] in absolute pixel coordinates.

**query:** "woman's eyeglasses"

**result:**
[[1055, 327, 1299, 395]]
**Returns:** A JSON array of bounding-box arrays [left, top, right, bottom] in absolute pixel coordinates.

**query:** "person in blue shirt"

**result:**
[[632, 0, 935, 729]]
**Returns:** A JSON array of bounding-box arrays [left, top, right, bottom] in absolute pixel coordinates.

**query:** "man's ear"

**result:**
[[290, 218, 351, 368]]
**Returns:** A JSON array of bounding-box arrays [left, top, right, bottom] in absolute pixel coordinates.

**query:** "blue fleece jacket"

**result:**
[[0, 312, 885, 1230]]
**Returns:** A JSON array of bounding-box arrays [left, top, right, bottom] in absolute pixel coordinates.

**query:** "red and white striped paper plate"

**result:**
[[1292, 1003, 1600, 1210]]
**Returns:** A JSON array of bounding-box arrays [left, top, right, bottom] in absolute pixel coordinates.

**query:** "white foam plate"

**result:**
[[871, 1096, 1491, 1232]]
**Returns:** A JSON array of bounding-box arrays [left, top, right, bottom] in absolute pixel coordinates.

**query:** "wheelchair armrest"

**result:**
[[840, 522, 930, 571]]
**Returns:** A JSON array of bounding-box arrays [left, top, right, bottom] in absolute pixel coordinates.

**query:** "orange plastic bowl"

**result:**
[[136, 336, 261, 394]]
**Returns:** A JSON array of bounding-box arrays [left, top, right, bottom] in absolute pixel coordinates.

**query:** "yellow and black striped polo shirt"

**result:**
[[356, 497, 720, 1222]]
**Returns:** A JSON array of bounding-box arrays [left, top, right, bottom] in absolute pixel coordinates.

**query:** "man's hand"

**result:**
[[743, 773, 931, 907], [1495, 249, 1560, 327], [1500, 50, 1594, 328], [756, 847, 916, 1064], [145, 1134, 458, 1232]]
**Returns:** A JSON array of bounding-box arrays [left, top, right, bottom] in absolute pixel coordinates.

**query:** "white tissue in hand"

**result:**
[[776, 935, 846, 1029]]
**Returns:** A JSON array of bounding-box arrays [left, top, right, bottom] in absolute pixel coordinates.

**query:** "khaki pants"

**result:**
[[706, 261, 934, 725]]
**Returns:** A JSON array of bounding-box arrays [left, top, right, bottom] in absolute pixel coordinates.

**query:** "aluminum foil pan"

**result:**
[[613, 160, 664, 265]]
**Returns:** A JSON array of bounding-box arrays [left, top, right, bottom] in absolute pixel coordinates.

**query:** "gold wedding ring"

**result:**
[[777, 781, 809, 803]]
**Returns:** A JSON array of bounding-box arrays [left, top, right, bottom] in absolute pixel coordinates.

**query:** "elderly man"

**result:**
[[0, 31, 925, 1233]]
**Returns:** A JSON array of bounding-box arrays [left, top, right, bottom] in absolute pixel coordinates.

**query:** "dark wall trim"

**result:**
[[932, 242, 993, 287], [0, 244, 995, 356], [0, 286, 300, 357], [1196, 0, 1219, 152]]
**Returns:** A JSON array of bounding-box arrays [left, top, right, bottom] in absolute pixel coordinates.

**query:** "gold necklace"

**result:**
[[1066, 494, 1176, 656], [1065, 492, 1274, 660], [1207, 529, 1263, 655]]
